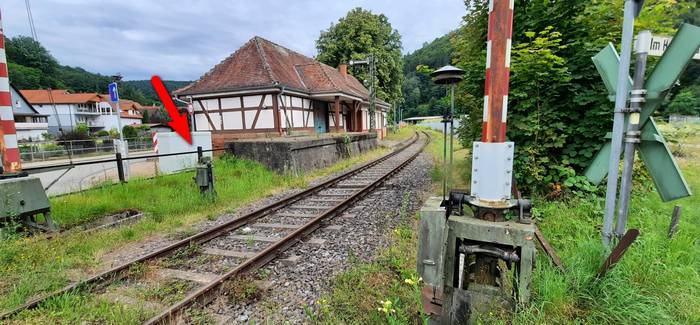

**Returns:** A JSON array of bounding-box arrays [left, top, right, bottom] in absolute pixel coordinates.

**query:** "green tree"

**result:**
[[316, 8, 404, 104], [667, 87, 700, 115], [5, 36, 59, 74], [7, 62, 43, 89], [509, 28, 573, 192], [401, 34, 454, 118]]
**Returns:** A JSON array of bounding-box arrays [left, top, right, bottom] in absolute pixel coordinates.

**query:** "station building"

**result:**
[[174, 36, 389, 149]]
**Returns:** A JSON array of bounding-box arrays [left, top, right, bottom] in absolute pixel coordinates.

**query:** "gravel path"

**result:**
[[207, 148, 434, 324]]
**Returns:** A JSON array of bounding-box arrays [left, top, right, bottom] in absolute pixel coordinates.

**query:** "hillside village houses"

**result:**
[[174, 36, 390, 149], [10, 84, 49, 141], [19, 89, 142, 138]]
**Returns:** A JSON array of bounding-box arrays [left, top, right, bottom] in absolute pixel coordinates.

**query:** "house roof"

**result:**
[[10, 84, 47, 116], [20, 89, 104, 104], [108, 99, 144, 119], [175, 36, 389, 107], [139, 105, 161, 112]]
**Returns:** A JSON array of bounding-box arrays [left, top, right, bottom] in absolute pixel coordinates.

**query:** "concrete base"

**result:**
[[227, 132, 378, 173]]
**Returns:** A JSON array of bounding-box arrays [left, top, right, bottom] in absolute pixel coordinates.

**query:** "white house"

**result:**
[[10, 84, 49, 141], [20, 89, 142, 135]]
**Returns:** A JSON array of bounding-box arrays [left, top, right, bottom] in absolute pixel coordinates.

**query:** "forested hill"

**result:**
[[4, 35, 188, 105], [122, 80, 191, 104], [401, 33, 454, 118]]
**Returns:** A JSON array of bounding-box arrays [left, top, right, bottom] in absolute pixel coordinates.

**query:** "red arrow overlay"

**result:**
[[151, 75, 192, 144]]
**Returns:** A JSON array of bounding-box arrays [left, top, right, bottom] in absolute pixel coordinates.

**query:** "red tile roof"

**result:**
[[175, 37, 385, 106], [109, 99, 144, 118], [20, 89, 104, 104]]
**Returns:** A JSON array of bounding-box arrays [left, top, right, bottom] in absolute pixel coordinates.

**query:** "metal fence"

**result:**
[[669, 114, 700, 125], [18, 137, 153, 163]]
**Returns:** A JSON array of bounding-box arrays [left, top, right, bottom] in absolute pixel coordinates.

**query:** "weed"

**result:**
[[127, 262, 148, 278], [223, 276, 261, 303], [120, 227, 136, 240], [140, 279, 192, 305], [257, 268, 272, 280], [246, 235, 256, 248], [185, 307, 215, 325], [161, 242, 201, 268]]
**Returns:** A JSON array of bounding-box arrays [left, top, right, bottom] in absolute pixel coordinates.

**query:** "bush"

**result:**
[[57, 124, 95, 147], [95, 130, 110, 137], [122, 125, 137, 139]]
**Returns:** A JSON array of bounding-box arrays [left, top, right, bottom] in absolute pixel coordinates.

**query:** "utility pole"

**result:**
[[602, 0, 642, 247], [615, 30, 651, 238]]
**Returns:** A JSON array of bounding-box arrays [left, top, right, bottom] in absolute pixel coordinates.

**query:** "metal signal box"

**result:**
[[0, 176, 56, 231], [418, 196, 536, 324], [194, 156, 215, 196]]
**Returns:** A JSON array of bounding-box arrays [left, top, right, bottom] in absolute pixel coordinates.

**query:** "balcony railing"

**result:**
[[14, 122, 49, 130], [74, 108, 101, 114]]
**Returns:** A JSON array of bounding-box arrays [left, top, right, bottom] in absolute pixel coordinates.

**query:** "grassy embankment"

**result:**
[[314, 124, 700, 324], [0, 132, 415, 324]]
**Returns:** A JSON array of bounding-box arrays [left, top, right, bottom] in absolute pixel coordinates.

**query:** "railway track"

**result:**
[[1, 131, 430, 324]]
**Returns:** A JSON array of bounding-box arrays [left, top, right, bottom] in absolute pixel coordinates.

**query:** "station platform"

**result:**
[[226, 132, 379, 172]]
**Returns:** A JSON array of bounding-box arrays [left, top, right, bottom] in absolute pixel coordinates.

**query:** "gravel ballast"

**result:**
[[208, 147, 434, 323]]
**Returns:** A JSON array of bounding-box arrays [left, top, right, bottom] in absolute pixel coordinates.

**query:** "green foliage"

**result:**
[[5, 36, 59, 75], [7, 62, 48, 88], [316, 8, 404, 104], [401, 34, 454, 118], [509, 27, 575, 193], [94, 130, 110, 137], [452, 0, 694, 194], [122, 80, 191, 104], [122, 125, 138, 139], [141, 110, 150, 123], [57, 123, 93, 143], [667, 87, 700, 116]]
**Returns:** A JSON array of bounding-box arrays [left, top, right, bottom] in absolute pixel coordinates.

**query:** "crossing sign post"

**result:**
[[586, 23, 700, 201], [585, 23, 700, 242]]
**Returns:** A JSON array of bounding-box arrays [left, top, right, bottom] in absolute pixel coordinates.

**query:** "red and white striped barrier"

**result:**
[[152, 132, 159, 153], [0, 9, 21, 172], [482, 0, 514, 143]]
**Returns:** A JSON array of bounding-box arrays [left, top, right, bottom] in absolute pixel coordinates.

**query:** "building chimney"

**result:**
[[338, 64, 348, 76]]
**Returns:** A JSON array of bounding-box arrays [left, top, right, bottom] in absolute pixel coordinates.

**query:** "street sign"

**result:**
[[108, 82, 119, 102], [640, 34, 700, 59], [585, 23, 700, 202]]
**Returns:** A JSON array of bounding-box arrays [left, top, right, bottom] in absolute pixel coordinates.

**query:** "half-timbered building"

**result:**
[[174, 36, 389, 149]]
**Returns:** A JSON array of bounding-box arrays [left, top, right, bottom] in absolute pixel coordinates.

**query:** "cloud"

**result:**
[[2, 0, 464, 81]]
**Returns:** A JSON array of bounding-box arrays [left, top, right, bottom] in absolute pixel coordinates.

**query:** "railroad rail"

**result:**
[[0, 131, 430, 323]]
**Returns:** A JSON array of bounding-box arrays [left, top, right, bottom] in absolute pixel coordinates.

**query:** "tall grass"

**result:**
[[51, 155, 284, 227]]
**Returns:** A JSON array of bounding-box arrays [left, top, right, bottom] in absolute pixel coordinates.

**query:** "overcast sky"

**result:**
[[2, 0, 465, 81]]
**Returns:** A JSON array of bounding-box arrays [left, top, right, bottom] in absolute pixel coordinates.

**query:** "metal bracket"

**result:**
[[517, 199, 532, 224]]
